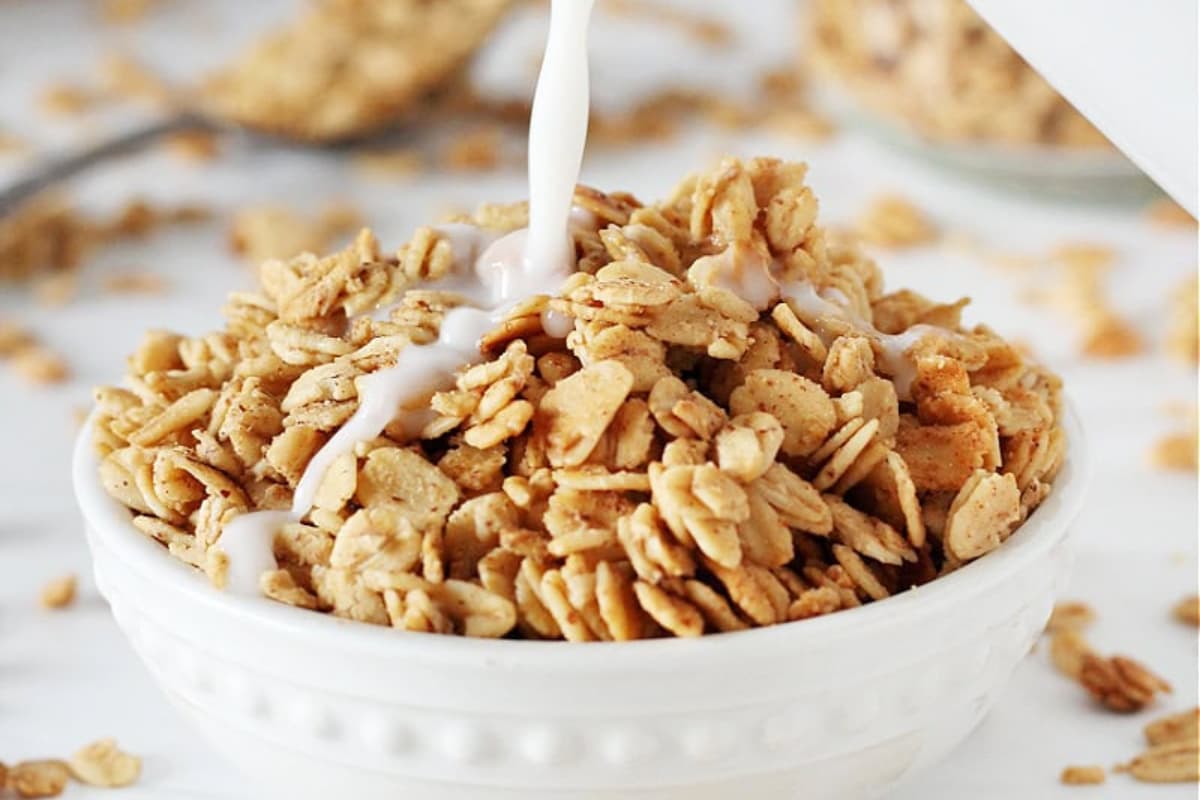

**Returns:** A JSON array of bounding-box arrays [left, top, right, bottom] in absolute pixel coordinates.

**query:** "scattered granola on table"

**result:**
[[352, 148, 427, 179], [854, 194, 937, 249], [808, 0, 1111, 150], [1171, 595, 1200, 626], [1144, 708, 1200, 747], [1079, 653, 1172, 713], [1116, 740, 1200, 784], [68, 739, 141, 788], [1029, 242, 1144, 359], [10, 345, 70, 386], [102, 270, 168, 296], [91, 156, 1067, 640], [1148, 417, 1198, 472], [39, 574, 77, 609], [0, 195, 210, 284], [228, 203, 363, 266], [439, 125, 509, 172], [1049, 627, 1092, 680], [1059, 765, 1105, 785], [8, 759, 70, 798]]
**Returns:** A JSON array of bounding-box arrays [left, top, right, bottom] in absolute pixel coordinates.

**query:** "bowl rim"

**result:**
[[810, 82, 1144, 178], [74, 401, 1089, 667]]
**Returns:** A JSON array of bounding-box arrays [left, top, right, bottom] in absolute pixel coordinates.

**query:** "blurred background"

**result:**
[[0, 1, 1196, 798]]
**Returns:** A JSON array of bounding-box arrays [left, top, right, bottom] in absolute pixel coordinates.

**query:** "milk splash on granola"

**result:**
[[220, 0, 596, 595], [697, 244, 948, 401]]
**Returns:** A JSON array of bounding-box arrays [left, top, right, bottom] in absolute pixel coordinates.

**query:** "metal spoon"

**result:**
[[0, 110, 227, 216]]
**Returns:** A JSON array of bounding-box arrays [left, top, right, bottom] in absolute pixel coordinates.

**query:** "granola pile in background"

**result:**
[[90, 157, 1066, 640], [202, 0, 514, 143], [807, 0, 1111, 150]]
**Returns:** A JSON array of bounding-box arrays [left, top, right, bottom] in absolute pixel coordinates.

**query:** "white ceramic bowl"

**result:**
[[73, 410, 1088, 800], [813, 84, 1160, 205]]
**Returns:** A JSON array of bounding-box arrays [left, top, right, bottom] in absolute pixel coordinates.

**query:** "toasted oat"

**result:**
[[810, 0, 1111, 149], [8, 760, 70, 798], [1116, 741, 1200, 783], [1149, 428, 1198, 471], [39, 574, 77, 609], [11, 345, 70, 385], [0, 320, 35, 356], [32, 271, 80, 307], [1080, 314, 1144, 358], [1047, 601, 1095, 633], [440, 126, 507, 172], [0, 194, 209, 283], [1060, 765, 1106, 785], [1172, 595, 1200, 626], [854, 194, 937, 249], [91, 156, 1065, 639], [68, 738, 141, 788], [1050, 628, 1094, 680], [102, 271, 167, 295], [1145, 708, 1200, 747], [1080, 653, 1172, 712], [228, 203, 362, 265], [353, 148, 426, 179]]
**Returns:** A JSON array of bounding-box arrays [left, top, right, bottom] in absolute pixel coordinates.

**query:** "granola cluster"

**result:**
[[91, 157, 1066, 640], [202, 0, 512, 143], [1, 739, 140, 798], [808, 0, 1110, 149]]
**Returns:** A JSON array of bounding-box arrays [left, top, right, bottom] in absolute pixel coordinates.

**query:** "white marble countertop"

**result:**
[[0, 2, 1196, 798]]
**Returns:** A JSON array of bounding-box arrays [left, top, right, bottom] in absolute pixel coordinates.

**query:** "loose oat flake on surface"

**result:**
[[91, 156, 1067, 640], [39, 574, 77, 609], [8, 760, 70, 798], [1059, 765, 1106, 785], [68, 738, 142, 788]]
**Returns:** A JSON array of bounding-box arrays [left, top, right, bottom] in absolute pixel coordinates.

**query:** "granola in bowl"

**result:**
[[807, 0, 1109, 151], [90, 156, 1066, 640]]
